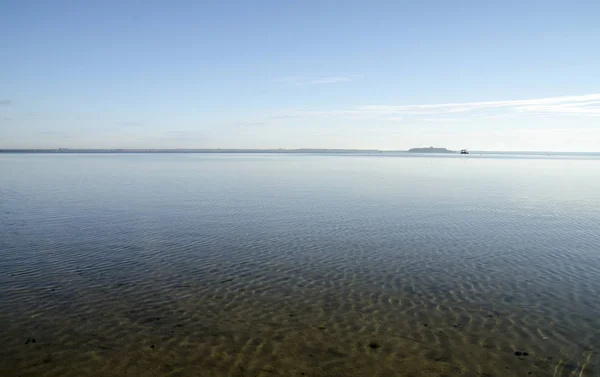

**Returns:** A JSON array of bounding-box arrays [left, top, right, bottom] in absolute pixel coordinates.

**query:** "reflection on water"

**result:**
[[1, 153, 599, 377]]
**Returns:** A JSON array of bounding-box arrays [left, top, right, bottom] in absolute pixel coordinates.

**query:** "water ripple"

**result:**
[[1, 154, 600, 376]]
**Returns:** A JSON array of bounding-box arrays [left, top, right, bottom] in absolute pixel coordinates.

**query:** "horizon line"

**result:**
[[1, 148, 599, 154]]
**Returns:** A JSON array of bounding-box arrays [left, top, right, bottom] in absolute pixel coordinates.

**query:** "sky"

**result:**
[[1, 0, 599, 151]]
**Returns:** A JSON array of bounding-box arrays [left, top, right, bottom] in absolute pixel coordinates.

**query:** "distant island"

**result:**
[[408, 147, 455, 153]]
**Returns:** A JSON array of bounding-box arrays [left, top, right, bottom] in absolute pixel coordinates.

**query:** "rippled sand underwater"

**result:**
[[1, 153, 599, 376]]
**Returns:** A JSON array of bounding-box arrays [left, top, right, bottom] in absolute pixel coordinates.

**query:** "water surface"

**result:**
[[1, 153, 599, 376]]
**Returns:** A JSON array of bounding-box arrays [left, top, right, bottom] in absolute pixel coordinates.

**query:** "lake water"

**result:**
[[1, 153, 599, 377]]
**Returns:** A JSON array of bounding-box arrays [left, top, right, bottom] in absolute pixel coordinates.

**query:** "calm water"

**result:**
[[1, 153, 599, 377]]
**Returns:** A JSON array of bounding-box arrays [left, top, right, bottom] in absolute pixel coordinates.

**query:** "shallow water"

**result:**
[[1, 153, 599, 377]]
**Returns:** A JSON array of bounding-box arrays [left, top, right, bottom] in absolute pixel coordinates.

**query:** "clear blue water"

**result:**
[[1, 153, 599, 377]]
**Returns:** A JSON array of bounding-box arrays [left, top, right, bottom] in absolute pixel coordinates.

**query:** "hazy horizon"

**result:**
[[3, 147, 600, 154], [2, 1, 599, 151]]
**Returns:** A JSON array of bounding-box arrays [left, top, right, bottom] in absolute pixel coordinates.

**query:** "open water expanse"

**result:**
[[1, 153, 599, 377]]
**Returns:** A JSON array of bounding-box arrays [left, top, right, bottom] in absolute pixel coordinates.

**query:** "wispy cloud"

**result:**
[[275, 76, 352, 86], [355, 94, 600, 116], [268, 94, 600, 120], [310, 76, 352, 84], [0, 100, 12, 106]]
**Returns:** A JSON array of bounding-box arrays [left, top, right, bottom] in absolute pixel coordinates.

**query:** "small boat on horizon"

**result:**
[[460, 149, 469, 154]]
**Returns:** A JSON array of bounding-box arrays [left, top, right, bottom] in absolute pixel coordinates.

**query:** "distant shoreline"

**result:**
[[0, 148, 384, 154], [0, 149, 598, 155]]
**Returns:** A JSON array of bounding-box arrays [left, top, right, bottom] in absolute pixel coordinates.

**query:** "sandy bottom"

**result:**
[[1, 251, 598, 377]]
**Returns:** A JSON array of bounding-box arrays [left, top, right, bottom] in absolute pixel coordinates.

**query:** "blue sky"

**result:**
[[1, 0, 599, 151]]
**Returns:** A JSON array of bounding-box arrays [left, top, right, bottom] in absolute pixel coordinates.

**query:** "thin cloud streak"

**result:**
[[356, 94, 600, 116], [275, 76, 352, 86], [270, 94, 600, 120], [0, 100, 12, 105], [310, 76, 352, 84]]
